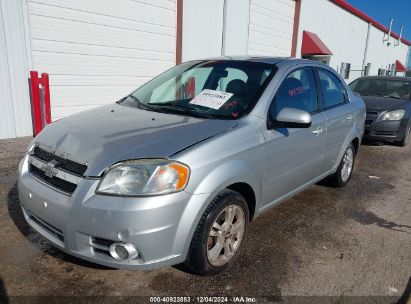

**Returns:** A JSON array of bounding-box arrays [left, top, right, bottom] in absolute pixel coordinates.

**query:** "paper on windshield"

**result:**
[[189, 89, 233, 110]]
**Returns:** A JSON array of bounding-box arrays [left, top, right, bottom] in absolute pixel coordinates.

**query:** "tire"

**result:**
[[185, 189, 249, 275], [326, 142, 356, 187], [396, 123, 410, 147]]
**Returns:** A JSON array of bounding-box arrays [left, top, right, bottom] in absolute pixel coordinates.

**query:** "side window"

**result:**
[[272, 68, 318, 114], [318, 69, 345, 109]]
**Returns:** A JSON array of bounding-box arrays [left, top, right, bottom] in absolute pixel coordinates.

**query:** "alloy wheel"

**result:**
[[341, 147, 354, 182], [207, 204, 245, 267]]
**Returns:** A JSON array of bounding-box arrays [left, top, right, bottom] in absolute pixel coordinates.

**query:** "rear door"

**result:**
[[316, 68, 356, 172], [261, 67, 327, 206]]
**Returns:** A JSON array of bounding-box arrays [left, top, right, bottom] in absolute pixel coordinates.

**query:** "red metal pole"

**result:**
[[30, 71, 42, 136], [41, 73, 51, 124], [187, 77, 195, 98]]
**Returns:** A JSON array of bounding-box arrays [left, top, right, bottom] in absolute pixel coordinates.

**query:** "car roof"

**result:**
[[190, 56, 316, 66], [355, 75, 411, 82]]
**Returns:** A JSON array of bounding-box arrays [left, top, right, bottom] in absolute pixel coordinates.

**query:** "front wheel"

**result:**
[[396, 123, 410, 147], [327, 142, 356, 187], [185, 189, 249, 275]]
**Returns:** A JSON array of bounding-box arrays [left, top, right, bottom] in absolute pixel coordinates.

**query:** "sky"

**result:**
[[345, 0, 411, 67]]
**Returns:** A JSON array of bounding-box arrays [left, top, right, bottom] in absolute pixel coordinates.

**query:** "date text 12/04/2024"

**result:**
[[149, 296, 257, 303]]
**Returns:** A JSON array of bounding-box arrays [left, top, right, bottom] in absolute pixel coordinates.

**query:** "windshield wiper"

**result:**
[[126, 95, 167, 112], [383, 95, 401, 99], [148, 102, 216, 119]]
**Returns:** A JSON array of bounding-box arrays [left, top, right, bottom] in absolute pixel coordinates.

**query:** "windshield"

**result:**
[[349, 78, 411, 100], [120, 60, 276, 119]]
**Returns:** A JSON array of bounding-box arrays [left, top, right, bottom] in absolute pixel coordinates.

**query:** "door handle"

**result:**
[[312, 127, 323, 135], [347, 114, 353, 121]]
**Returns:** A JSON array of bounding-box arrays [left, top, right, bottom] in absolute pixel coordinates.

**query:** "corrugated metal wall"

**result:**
[[1, 0, 298, 139], [182, 0, 224, 61], [222, 0, 250, 56], [297, 0, 410, 82], [248, 0, 295, 57], [182, 0, 295, 60], [27, 0, 177, 120], [0, 0, 33, 139]]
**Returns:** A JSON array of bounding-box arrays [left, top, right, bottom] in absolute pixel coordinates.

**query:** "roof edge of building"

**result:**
[[333, 0, 411, 46]]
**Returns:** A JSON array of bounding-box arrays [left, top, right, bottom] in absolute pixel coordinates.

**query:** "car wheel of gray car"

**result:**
[[185, 189, 249, 275], [396, 123, 410, 147], [327, 142, 356, 188]]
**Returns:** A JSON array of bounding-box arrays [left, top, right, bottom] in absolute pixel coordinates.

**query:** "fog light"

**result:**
[[109, 243, 139, 260]]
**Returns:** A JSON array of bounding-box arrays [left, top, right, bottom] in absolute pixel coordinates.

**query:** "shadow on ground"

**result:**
[[0, 277, 9, 304], [398, 277, 411, 304], [7, 182, 111, 270], [3, 140, 410, 297]]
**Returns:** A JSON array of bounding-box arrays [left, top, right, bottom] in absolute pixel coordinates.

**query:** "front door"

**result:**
[[261, 67, 326, 207]]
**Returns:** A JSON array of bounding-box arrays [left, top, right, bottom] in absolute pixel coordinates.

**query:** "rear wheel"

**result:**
[[327, 142, 356, 187], [185, 189, 249, 275]]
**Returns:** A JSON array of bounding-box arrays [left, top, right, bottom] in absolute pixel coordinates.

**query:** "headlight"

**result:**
[[381, 109, 405, 121], [96, 159, 190, 196]]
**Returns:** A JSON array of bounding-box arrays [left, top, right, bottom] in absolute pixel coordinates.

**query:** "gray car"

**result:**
[[18, 57, 365, 275], [349, 76, 411, 146]]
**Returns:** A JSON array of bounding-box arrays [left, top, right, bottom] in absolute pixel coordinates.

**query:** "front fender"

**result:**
[[189, 160, 261, 197], [172, 160, 261, 259]]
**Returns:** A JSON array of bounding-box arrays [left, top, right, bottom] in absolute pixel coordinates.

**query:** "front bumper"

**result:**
[[364, 120, 405, 142], [18, 155, 208, 270]]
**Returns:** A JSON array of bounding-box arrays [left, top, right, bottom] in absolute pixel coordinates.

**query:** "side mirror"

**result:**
[[268, 107, 312, 129]]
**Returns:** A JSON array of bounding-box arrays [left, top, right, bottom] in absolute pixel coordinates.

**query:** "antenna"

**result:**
[[394, 25, 403, 46], [383, 18, 393, 45]]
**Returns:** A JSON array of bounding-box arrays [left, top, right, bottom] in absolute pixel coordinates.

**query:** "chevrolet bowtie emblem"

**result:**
[[42, 160, 59, 178]]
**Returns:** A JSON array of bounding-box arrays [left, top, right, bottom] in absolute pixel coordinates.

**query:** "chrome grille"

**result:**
[[29, 164, 77, 194], [28, 145, 87, 195], [33, 146, 87, 176]]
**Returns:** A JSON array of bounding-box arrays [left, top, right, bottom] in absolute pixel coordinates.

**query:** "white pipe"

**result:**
[[362, 22, 371, 76], [221, 0, 228, 56], [395, 25, 403, 46], [384, 18, 393, 43]]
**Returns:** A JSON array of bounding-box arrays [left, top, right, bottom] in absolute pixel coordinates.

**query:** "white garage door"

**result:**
[[27, 0, 177, 120], [248, 0, 295, 57], [0, 0, 33, 139], [182, 0, 224, 62]]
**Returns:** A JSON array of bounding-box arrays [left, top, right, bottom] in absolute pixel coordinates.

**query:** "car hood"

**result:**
[[362, 96, 410, 111], [34, 104, 237, 176]]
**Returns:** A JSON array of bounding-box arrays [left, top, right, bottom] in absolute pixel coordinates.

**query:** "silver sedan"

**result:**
[[18, 57, 365, 275]]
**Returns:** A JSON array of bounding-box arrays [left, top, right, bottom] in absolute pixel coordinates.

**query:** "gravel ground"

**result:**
[[0, 136, 410, 303]]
